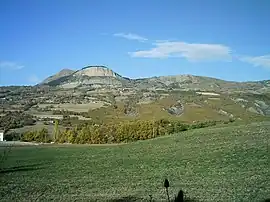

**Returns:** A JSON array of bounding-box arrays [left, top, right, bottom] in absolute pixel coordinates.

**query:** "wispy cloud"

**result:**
[[239, 55, 270, 69], [0, 61, 24, 70], [28, 75, 41, 84], [114, 33, 148, 42], [129, 41, 231, 61]]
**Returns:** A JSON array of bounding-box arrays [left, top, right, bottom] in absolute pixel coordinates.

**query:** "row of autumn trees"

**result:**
[[21, 128, 51, 143], [21, 118, 232, 144]]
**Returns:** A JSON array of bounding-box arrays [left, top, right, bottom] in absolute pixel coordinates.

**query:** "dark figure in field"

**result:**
[[174, 190, 184, 202]]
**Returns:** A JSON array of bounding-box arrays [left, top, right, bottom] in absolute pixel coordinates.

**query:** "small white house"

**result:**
[[0, 131, 4, 141]]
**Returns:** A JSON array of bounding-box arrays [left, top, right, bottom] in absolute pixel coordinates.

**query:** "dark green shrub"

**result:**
[[4, 132, 21, 141]]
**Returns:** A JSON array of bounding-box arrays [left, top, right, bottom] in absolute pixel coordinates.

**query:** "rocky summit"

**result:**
[[40, 66, 125, 87], [75, 66, 121, 78]]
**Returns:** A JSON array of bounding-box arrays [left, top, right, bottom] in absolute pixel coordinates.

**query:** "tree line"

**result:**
[[21, 118, 235, 144]]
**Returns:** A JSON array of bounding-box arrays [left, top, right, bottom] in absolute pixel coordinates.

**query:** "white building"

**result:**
[[0, 131, 4, 141]]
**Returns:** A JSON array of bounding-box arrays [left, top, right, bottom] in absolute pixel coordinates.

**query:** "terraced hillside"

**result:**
[[0, 66, 269, 137]]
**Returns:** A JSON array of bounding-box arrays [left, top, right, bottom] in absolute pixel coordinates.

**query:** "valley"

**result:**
[[0, 66, 270, 139]]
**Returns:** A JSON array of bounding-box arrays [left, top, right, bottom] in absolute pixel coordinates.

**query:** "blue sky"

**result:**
[[0, 0, 270, 86]]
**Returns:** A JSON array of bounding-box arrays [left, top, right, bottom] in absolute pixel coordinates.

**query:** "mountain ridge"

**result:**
[[41, 65, 270, 85], [38, 65, 269, 95]]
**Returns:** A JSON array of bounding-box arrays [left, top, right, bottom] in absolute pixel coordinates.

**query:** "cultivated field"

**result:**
[[7, 121, 57, 135], [55, 103, 105, 112], [38, 103, 105, 112], [0, 122, 269, 201], [33, 114, 91, 121]]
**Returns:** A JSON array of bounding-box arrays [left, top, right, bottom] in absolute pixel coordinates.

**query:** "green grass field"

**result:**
[[0, 122, 269, 202]]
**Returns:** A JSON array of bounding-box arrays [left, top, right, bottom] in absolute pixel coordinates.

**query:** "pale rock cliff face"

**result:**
[[41, 66, 124, 86], [74, 66, 119, 78]]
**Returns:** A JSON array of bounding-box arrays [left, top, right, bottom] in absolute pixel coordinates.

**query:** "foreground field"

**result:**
[[0, 122, 269, 202]]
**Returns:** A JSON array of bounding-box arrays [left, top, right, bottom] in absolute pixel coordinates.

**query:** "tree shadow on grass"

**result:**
[[0, 163, 45, 174], [108, 193, 200, 202], [109, 196, 144, 202], [181, 197, 200, 202], [174, 190, 200, 202]]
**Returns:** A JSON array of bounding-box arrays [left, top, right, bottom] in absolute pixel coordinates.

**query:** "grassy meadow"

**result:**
[[0, 121, 269, 202]]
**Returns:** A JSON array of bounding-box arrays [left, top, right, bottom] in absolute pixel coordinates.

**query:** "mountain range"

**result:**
[[40, 65, 270, 94]]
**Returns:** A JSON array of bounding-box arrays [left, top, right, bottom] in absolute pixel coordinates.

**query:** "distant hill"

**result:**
[[41, 69, 75, 84], [40, 66, 129, 87], [40, 65, 270, 94], [1, 64, 269, 128]]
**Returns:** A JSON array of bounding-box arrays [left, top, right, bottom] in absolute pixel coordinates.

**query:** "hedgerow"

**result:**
[[21, 118, 234, 144]]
